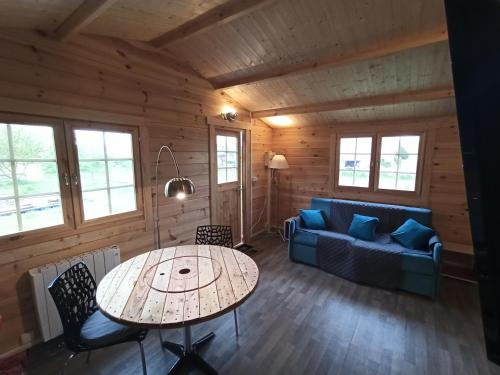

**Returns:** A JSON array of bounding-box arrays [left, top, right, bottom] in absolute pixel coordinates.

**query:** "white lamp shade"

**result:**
[[269, 154, 289, 169]]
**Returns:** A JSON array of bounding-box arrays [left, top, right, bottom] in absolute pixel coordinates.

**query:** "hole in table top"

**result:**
[[179, 268, 190, 274]]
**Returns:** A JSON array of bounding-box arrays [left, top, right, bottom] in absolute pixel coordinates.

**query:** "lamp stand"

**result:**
[[153, 145, 181, 250]]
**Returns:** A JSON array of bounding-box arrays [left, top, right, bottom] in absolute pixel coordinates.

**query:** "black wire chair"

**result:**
[[195, 225, 234, 248], [48, 262, 148, 375], [195, 225, 239, 336]]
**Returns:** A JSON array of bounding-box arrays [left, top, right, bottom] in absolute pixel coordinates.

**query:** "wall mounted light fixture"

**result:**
[[221, 105, 238, 121]]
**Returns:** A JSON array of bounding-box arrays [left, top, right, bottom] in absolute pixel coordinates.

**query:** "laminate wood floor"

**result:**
[[25, 234, 500, 375]]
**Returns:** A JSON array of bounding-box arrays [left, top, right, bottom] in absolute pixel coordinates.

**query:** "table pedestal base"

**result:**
[[162, 326, 217, 375]]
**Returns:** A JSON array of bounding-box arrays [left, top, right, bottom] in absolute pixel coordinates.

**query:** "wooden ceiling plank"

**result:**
[[150, 0, 275, 49], [252, 87, 454, 118], [54, 0, 120, 42], [213, 29, 448, 89]]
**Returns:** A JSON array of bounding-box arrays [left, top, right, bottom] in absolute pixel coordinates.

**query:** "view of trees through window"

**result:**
[[0, 123, 63, 236], [338, 137, 372, 188], [378, 135, 420, 191], [75, 129, 136, 220]]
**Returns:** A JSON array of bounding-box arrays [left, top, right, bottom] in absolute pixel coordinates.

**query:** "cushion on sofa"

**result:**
[[348, 214, 379, 241], [300, 209, 326, 229], [392, 218, 434, 250]]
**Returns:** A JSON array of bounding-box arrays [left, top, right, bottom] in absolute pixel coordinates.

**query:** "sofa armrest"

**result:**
[[433, 241, 443, 268], [289, 216, 301, 236]]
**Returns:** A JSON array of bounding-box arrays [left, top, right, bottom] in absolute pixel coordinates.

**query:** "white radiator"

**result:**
[[28, 245, 121, 342]]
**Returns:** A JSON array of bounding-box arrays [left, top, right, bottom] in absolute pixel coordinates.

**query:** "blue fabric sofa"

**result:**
[[288, 198, 443, 298]]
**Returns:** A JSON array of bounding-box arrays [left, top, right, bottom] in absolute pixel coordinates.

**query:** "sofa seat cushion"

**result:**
[[293, 229, 320, 247], [294, 229, 354, 247], [80, 310, 142, 347]]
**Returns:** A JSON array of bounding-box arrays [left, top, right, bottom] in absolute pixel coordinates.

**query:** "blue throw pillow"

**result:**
[[299, 209, 326, 229], [348, 214, 379, 241], [391, 218, 434, 250]]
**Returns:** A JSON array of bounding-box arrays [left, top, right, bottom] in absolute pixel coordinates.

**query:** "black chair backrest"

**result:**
[[48, 262, 98, 350], [195, 225, 233, 248]]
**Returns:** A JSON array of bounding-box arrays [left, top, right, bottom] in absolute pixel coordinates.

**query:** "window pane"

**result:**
[[356, 154, 371, 170], [82, 190, 110, 220], [1, 123, 64, 236], [398, 155, 418, 173], [20, 195, 63, 231], [380, 155, 398, 172], [400, 136, 420, 154], [76, 128, 138, 221], [11, 125, 56, 159], [108, 160, 134, 187], [79, 161, 107, 190], [110, 187, 136, 214], [226, 168, 238, 182], [379, 172, 397, 190], [226, 137, 238, 152], [226, 152, 237, 168], [356, 137, 372, 153], [216, 135, 226, 151], [378, 135, 421, 192], [75, 130, 104, 160], [397, 173, 416, 191], [339, 170, 354, 186], [339, 154, 356, 170], [16, 162, 60, 196], [0, 124, 9, 159], [0, 162, 14, 198], [380, 136, 400, 154], [105, 132, 133, 159], [217, 152, 226, 168], [353, 171, 369, 187], [218, 168, 226, 184], [340, 138, 356, 153], [0, 199, 18, 235]]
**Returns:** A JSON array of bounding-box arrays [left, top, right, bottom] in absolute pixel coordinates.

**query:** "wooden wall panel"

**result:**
[[251, 119, 273, 236], [0, 30, 268, 355], [271, 117, 473, 254]]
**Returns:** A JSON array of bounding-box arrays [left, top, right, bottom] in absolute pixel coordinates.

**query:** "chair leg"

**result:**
[[61, 352, 78, 375], [158, 329, 165, 351], [234, 309, 239, 337], [138, 341, 147, 375], [85, 351, 91, 364]]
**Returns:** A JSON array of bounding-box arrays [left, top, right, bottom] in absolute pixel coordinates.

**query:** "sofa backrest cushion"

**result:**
[[310, 198, 432, 234]]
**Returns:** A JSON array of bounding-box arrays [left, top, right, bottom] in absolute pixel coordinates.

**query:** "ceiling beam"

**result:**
[[150, 0, 275, 49], [213, 29, 448, 89], [54, 0, 120, 41], [252, 87, 455, 118]]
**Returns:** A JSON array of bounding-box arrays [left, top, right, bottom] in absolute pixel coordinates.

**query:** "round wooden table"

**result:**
[[96, 245, 259, 374]]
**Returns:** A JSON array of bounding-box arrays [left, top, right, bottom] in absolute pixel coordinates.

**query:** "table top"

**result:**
[[96, 245, 259, 328]]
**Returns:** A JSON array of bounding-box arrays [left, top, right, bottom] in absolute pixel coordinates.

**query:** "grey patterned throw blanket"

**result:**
[[317, 235, 403, 290]]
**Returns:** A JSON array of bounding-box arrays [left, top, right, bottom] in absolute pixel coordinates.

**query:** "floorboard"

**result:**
[[25, 234, 500, 375]]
